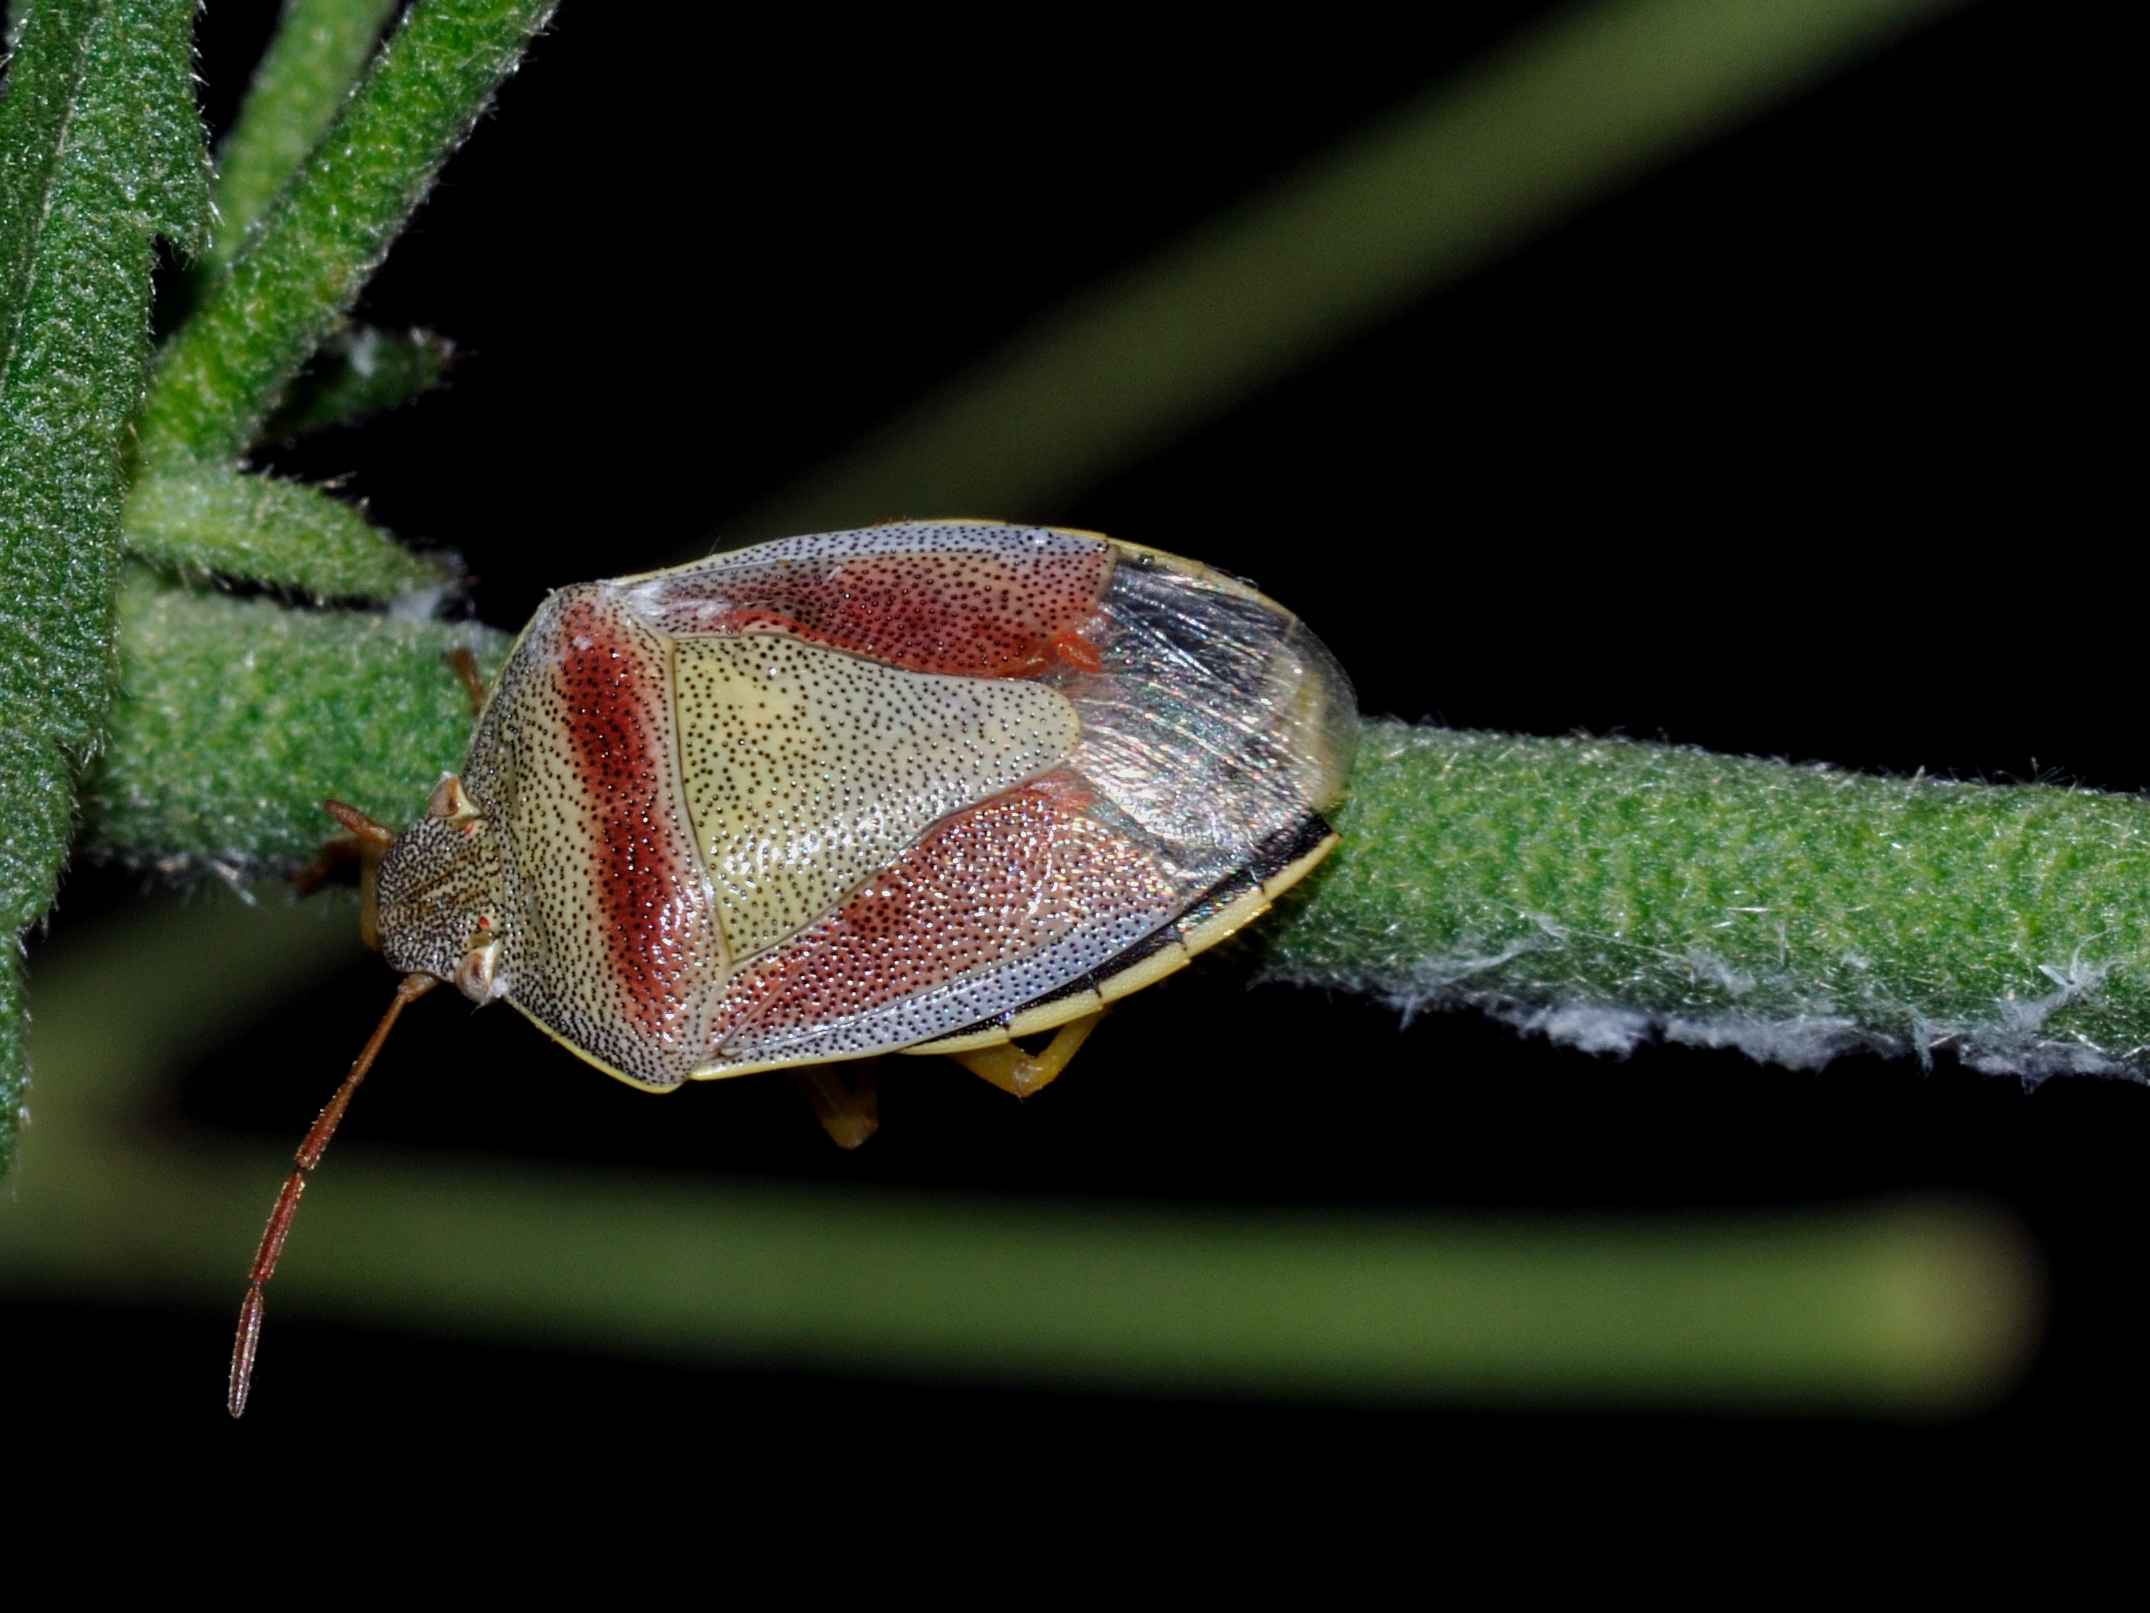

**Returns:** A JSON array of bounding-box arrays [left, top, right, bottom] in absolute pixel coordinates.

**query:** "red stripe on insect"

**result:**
[[554, 596, 707, 1047], [709, 772, 1169, 1052], [643, 547, 1115, 677]]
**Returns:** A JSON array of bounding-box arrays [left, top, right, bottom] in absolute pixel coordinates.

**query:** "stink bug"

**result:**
[[229, 521, 1357, 1414]]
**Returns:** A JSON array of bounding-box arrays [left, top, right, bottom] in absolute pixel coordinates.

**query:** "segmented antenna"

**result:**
[[228, 972, 439, 1418]]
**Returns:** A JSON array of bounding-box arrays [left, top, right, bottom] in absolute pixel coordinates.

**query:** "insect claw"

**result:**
[[799, 1063, 881, 1149]]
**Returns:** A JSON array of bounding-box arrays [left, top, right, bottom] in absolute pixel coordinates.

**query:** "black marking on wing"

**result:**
[[1250, 813, 1336, 886]]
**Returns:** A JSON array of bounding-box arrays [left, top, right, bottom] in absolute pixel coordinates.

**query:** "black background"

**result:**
[[11, 0, 2138, 1473]]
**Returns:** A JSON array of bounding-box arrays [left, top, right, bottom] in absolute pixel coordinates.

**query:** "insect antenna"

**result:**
[[227, 971, 440, 1419]]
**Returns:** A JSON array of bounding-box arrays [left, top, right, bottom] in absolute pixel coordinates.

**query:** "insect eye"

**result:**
[[427, 773, 482, 827], [453, 939, 503, 1003]]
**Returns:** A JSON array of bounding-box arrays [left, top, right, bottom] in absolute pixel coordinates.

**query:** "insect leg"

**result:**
[[288, 833, 368, 898], [797, 1061, 881, 1150], [443, 646, 487, 718], [947, 1009, 1105, 1099]]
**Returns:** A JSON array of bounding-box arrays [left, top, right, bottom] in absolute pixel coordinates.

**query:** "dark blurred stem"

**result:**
[[4, 882, 2040, 1409], [725, 0, 1963, 547]]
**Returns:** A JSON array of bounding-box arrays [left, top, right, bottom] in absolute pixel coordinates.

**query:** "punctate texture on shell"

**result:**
[[375, 522, 1357, 1087]]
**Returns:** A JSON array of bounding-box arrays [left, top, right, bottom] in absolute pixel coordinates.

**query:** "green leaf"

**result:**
[[0, 0, 212, 1174], [260, 324, 455, 440], [201, 0, 400, 269], [137, 0, 558, 467], [0, 0, 212, 750], [0, 731, 72, 1168], [124, 462, 454, 600], [81, 570, 509, 875]]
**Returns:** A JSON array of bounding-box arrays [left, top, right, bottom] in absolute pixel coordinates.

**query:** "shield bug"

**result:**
[[228, 521, 1357, 1414]]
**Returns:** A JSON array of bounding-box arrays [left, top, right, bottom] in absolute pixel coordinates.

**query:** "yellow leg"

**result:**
[[798, 1062, 880, 1149], [949, 1010, 1104, 1099]]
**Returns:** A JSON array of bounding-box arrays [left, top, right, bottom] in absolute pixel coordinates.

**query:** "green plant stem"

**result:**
[[261, 324, 455, 440], [200, 0, 400, 268], [79, 614, 2150, 1085], [123, 462, 452, 599], [136, 0, 556, 466], [0, 883, 2040, 1411], [0, 0, 211, 762], [83, 572, 509, 873], [0, 0, 211, 1171], [728, 0, 1962, 548], [1265, 724, 2150, 1080]]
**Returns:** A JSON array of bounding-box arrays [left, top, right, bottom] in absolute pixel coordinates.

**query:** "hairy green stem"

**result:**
[[1267, 725, 2150, 1081], [83, 573, 508, 873], [79, 600, 2150, 1085], [0, 0, 210, 1170], [200, 0, 400, 268], [123, 462, 452, 599], [136, 0, 556, 465], [0, 0, 211, 763], [261, 324, 455, 440]]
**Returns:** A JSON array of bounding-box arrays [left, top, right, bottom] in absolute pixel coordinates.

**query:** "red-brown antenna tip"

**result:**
[[225, 974, 438, 1420], [229, 1286, 264, 1418]]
